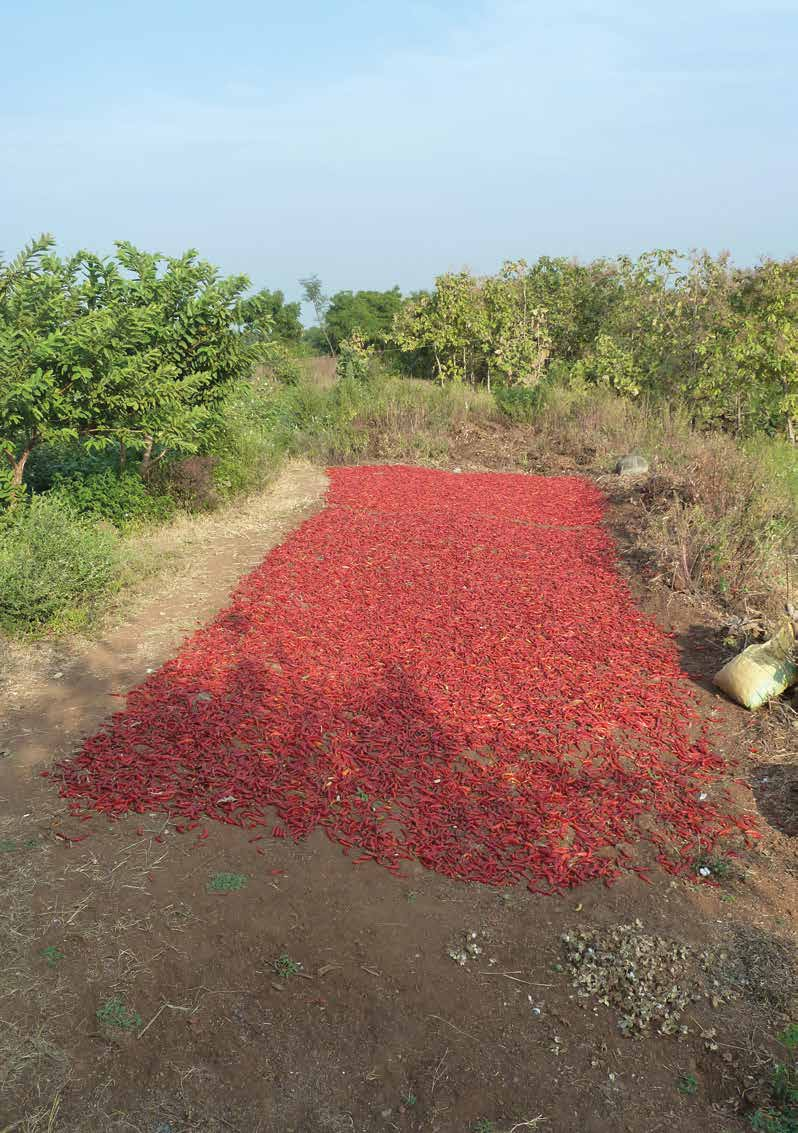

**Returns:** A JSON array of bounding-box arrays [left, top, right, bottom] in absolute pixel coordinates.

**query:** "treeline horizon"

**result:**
[[2, 235, 796, 510]]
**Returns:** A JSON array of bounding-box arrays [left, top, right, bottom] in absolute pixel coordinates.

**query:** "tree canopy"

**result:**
[[0, 236, 264, 499], [324, 287, 404, 352]]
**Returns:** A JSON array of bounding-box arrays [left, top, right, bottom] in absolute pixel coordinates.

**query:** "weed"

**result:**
[[749, 1025, 798, 1132], [678, 1073, 699, 1096], [208, 872, 248, 892], [0, 839, 16, 852], [695, 852, 738, 881], [473, 1121, 496, 1133], [41, 946, 64, 967], [273, 953, 302, 979], [0, 495, 118, 634], [405, 890, 418, 902], [96, 997, 142, 1031], [402, 1090, 417, 1108]]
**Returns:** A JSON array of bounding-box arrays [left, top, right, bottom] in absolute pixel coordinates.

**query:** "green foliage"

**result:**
[[208, 872, 248, 892], [0, 235, 262, 495], [391, 250, 798, 439], [301, 325, 330, 354], [325, 287, 403, 351], [23, 440, 117, 493], [263, 343, 303, 386], [493, 383, 548, 422], [335, 330, 373, 383], [273, 953, 302, 978], [750, 1026, 798, 1132], [299, 274, 335, 355], [677, 1073, 699, 1096], [237, 288, 302, 344], [392, 262, 549, 387], [96, 997, 141, 1031], [0, 495, 118, 633], [524, 256, 623, 362], [48, 470, 176, 529], [41, 946, 64, 967]]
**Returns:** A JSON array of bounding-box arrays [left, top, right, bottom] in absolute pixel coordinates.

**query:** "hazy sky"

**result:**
[[2, 1, 797, 309]]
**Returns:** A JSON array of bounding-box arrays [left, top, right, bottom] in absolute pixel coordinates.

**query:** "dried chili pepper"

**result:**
[[52, 466, 756, 891]]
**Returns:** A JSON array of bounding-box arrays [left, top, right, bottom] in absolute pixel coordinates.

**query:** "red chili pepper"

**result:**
[[49, 467, 756, 892]]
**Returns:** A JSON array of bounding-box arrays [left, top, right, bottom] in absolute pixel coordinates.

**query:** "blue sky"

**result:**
[[2, 1, 797, 310]]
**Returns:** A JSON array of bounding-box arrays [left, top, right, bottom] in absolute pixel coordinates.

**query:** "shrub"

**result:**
[[24, 442, 117, 493], [48, 470, 176, 529], [335, 331, 373, 384], [155, 456, 219, 511], [206, 378, 291, 498], [0, 496, 119, 633], [493, 383, 548, 422]]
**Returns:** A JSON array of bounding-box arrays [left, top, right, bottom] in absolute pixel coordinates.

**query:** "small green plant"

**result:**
[[493, 383, 548, 422], [0, 839, 16, 852], [473, 1121, 496, 1133], [42, 946, 64, 967], [678, 1073, 699, 1096], [405, 890, 418, 903], [694, 852, 738, 881], [208, 872, 248, 892], [96, 997, 141, 1031], [750, 1025, 798, 1132], [273, 953, 302, 979], [401, 1090, 417, 1108]]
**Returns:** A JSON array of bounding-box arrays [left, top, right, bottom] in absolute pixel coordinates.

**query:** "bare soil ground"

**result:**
[[1, 445, 796, 1133]]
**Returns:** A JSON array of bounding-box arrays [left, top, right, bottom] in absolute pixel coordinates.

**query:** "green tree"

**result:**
[[0, 237, 261, 500], [732, 258, 798, 440], [524, 256, 623, 362], [238, 288, 301, 344], [392, 264, 549, 387], [325, 287, 403, 351], [299, 274, 335, 356]]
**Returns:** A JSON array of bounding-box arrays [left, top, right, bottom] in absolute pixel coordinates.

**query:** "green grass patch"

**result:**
[[96, 997, 141, 1031], [207, 872, 248, 892]]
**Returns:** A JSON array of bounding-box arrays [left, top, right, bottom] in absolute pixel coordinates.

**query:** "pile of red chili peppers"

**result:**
[[53, 466, 758, 892]]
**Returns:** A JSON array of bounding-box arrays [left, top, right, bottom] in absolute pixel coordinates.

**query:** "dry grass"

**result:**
[[298, 354, 337, 388], [521, 385, 797, 625]]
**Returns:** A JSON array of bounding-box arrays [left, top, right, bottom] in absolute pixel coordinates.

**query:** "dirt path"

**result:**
[[0, 461, 796, 1133], [0, 462, 327, 772]]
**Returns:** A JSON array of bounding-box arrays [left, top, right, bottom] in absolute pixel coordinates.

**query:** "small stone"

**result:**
[[615, 454, 649, 476]]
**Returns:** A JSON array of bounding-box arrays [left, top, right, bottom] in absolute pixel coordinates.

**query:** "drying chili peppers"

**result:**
[[54, 466, 758, 892]]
